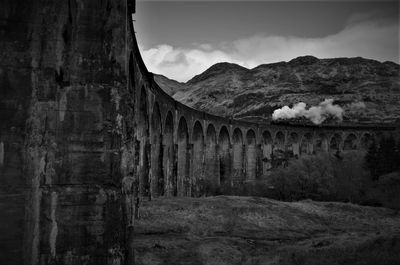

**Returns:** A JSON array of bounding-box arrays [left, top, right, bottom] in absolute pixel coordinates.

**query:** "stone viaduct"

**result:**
[[0, 0, 397, 264]]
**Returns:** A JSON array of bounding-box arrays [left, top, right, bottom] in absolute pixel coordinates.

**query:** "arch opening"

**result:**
[[329, 133, 342, 153], [246, 129, 257, 180], [274, 132, 285, 151], [204, 124, 217, 194], [315, 133, 328, 153], [218, 126, 231, 186], [232, 128, 244, 182], [262, 131, 273, 176], [150, 103, 163, 197], [287, 132, 299, 158], [344, 133, 358, 150], [163, 111, 175, 196], [177, 117, 190, 196], [360, 133, 373, 150], [273, 131, 286, 167], [191, 121, 204, 197], [300, 133, 313, 155]]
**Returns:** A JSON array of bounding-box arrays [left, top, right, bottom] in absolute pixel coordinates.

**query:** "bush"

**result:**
[[365, 136, 400, 180], [198, 149, 400, 209], [267, 154, 334, 201], [265, 151, 373, 204], [376, 172, 400, 209], [332, 151, 370, 203]]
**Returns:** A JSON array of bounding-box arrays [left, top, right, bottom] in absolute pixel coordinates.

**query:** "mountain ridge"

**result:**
[[154, 56, 400, 123]]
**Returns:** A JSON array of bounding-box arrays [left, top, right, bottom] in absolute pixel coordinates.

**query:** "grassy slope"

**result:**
[[157, 57, 400, 123], [134, 196, 400, 265]]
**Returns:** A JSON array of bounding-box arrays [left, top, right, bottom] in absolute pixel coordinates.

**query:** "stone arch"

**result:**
[[360, 133, 373, 150], [150, 102, 163, 197], [138, 86, 150, 197], [274, 131, 285, 155], [246, 129, 257, 181], [205, 124, 217, 193], [329, 133, 342, 153], [232, 128, 244, 182], [344, 133, 358, 150], [261, 131, 273, 175], [300, 133, 313, 155], [163, 111, 175, 196], [287, 132, 300, 157], [218, 126, 231, 186], [177, 117, 190, 196], [191, 121, 204, 197], [315, 133, 328, 153]]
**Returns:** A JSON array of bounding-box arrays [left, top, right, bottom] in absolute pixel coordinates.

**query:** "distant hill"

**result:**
[[155, 56, 400, 123], [153, 74, 186, 96]]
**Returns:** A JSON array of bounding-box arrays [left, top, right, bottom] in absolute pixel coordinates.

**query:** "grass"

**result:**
[[133, 196, 400, 265]]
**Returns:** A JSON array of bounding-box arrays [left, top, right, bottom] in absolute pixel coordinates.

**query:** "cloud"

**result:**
[[140, 44, 241, 82], [140, 19, 398, 82]]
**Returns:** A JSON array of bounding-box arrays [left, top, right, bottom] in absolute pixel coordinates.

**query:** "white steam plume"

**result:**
[[349, 101, 366, 110], [272, 99, 344, 125]]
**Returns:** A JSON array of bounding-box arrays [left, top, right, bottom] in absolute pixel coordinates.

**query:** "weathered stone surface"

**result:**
[[0, 0, 132, 264]]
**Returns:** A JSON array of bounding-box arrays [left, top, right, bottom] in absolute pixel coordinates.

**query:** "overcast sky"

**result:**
[[134, 0, 399, 82]]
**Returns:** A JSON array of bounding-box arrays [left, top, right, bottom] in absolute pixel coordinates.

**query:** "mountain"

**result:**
[[153, 74, 186, 96], [155, 56, 400, 123]]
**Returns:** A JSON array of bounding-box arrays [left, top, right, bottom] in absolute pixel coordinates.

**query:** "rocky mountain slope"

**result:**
[[156, 56, 400, 124], [134, 196, 400, 265], [154, 74, 186, 96]]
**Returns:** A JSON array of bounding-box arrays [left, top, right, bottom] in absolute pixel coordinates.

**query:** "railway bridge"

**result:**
[[0, 0, 397, 264]]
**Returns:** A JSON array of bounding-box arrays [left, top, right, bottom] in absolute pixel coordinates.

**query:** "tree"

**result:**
[[365, 136, 400, 180], [365, 139, 379, 180], [378, 136, 397, 175], [395, 139, 400, 171]]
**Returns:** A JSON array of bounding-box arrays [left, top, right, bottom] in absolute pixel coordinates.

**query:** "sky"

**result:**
[[134, 0, 399, 82]]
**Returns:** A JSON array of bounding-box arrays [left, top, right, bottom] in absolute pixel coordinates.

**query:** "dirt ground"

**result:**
[[133, 196, 400, 265]]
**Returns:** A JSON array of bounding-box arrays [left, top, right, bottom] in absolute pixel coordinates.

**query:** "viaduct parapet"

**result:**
[[0, 0, 397, 264]]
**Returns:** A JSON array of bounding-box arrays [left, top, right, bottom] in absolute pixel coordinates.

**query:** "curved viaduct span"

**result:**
[[0, 0, 397, 264], [133, 48, 392, 197], [128, 16, 395, 199]]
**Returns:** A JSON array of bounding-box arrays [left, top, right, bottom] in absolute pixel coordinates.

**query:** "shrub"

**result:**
[[332, 151, 370, 203], [365, 136, 400, 180], [376, 172, 400, 209], [267, 154, 335, 201], [265, 151, 372, 203], [199, 148, 400, 209]]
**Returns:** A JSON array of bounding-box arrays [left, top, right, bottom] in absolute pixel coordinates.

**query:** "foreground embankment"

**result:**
[[134, 196, 400, 265]]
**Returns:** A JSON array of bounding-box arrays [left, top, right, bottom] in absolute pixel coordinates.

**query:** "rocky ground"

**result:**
[[156, 56, 400, 124], [133, 196, 400, 265]]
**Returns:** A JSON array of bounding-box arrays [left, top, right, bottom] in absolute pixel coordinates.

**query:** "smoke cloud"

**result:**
[[349, 101, 366, 110], [272, 99, 344, 125]]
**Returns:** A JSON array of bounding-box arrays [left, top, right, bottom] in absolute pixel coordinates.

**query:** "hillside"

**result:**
[[154, 74, 186, 96], [155, 56, 400, 123], [134, 196, 400, 265]]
